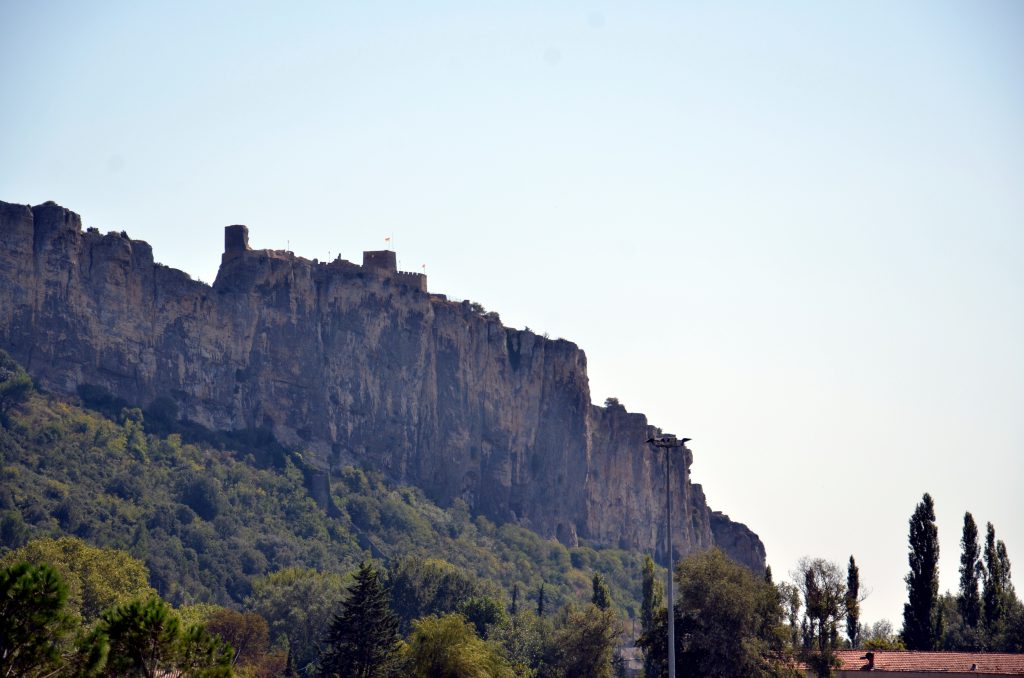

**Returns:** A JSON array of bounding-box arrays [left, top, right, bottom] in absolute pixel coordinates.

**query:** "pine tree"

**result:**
[[537, 583, 546, 617], [318, 562, 400, 678], [99, 596, 232, 677], [902, 493, 940, 650], [592, 573, 612, 610], [958, 512, 982, 631], [0, 563, 75, 678], [511, 583, 519, 616], [846, 556, 861, 647]]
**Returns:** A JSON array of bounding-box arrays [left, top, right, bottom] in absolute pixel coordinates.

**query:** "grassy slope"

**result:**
[[0, 391, 650, 617]]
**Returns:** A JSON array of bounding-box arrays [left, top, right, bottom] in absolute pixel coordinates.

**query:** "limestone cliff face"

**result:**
[[0, 200, 766, 571]]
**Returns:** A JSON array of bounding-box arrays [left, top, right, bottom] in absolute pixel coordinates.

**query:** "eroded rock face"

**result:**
[[0, 200, 766, 571]]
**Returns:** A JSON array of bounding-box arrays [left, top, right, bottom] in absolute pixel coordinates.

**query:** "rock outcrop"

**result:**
[[0, 200, 766, 571]]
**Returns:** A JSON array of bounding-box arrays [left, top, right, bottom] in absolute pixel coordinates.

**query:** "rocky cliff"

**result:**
[[0, 200, 765, 571]]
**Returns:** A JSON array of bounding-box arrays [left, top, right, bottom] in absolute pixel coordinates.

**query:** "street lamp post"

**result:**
[[646, 434, 691, 678]]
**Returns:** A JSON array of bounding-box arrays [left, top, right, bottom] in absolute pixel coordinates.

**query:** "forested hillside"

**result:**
[[0, 359, 649, 618]]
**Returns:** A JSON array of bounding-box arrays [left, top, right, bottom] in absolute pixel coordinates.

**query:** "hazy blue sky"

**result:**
[[2, 0, 1022, 626]]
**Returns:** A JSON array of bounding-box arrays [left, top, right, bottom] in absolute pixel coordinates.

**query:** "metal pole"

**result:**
[[666, 447, 676, 678], [646, 434, 688, 678]]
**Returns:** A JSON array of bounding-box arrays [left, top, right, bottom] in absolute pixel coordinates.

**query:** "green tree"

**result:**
[[318, 562, 400, 678], [544, 604, 620, 678], [797, 557, 846, 678], [0, 562, 77, 677], [247, 567, 346, 675], [936, 591, 972, 651], [902, 493, 939, 650], [861, 619, 905, 651], [777, 582, 801, 652], [640, 556, 664, 678], [537, 583, 546, 617], [1, 537, 155, 622], [845, 556, 861, 648], [638, 557, 663, 678], [205, 608, 270, 668], [177, 623, 236, 678], [97, 596, 231, 678], [592, 573, 612, 610], [389, 557, 488, 634], [490, 609, 547, 675], [0, 349, 32, 427], [406, 613, 515, 678], [0, 510, 29, 550], [458, 595, 510, 639], [639, 548, 797, 678], [982, 522, 1014, 647], [957, 512, 983, 649]]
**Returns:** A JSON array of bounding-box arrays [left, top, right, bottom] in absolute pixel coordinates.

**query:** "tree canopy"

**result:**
[[640, 548, 797, 678], [406, 613, 515, 678], [0, 536, 155, 623]]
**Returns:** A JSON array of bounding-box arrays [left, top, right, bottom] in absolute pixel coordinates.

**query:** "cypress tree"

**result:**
[[958, 512, 982, 631], [640, 556, 663, 634], [846, 556, 860, 648], [510, 583, 518, 616], [639, 555, 663, 678], [592, 573, 611, 610], [318, 562, 400, 678], [537, 583, 546, 617], [902, 493, 940, 650]]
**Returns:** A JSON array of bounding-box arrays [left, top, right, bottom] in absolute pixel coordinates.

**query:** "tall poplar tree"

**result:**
[[958, 512, 982, 631], [846, 556, 861, 648], [982, 523, 1013, 644], [902, 493, 939, 650]]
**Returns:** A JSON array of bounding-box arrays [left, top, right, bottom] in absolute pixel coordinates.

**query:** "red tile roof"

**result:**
[[835, 650, 1024, 674]]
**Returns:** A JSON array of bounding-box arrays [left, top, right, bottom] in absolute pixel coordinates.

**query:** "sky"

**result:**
[[2, 0, 1022, 627]]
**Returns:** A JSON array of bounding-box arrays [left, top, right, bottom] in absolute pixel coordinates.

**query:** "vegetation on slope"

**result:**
[[0, 365, 647, 618]]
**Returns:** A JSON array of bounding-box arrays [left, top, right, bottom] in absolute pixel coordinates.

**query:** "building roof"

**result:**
[[835, 650, 1024, 674]]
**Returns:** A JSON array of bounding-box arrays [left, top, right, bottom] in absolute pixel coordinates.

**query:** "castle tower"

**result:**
[[223, 225, 250, 262], [362, 250, 397, 272]]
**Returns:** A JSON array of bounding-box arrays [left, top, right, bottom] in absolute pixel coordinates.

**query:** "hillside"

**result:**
[[0, 384, 651, 617]]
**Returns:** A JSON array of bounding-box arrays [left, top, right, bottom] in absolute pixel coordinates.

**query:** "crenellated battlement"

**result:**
[[220, 226, 426, 292], [395, 271, 428, 292]]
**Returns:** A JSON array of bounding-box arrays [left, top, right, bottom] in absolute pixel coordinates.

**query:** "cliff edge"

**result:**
[[0, 200, 766, 571]]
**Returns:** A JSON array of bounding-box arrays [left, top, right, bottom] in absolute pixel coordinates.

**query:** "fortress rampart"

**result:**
[[222, 226, 427, 292]]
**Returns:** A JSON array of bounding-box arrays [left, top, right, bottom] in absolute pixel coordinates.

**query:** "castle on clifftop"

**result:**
[[223, 223, 428, 293]]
